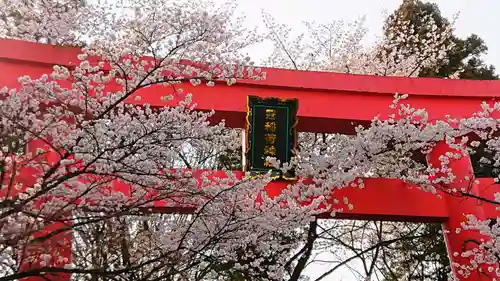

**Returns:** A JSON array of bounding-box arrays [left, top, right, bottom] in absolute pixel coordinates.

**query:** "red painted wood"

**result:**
[[428, 142, 494, 280], [111, 170, 449, 221], [1, 38, 500, 134], [2, 38, 500, 98], [21, 222, 72, 281], [476, 178, 500, 219]]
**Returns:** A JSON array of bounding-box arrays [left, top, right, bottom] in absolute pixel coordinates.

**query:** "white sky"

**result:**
[[230, 0, 500, 71]]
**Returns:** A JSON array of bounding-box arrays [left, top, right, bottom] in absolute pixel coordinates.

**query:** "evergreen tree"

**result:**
[[384, 0, 498, 80]]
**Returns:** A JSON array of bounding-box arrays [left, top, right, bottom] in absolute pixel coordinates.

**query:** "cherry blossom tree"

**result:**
[[0, 1, 327, 280], [262, 9, 500, 281], [2, 1, 500, 281], [0, 0, 86, 45], [262, 9, 454, 77], [261, 10, 450, 281]]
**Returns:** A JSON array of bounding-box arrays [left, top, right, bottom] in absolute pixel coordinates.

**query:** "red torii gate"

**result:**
[[1, 38, 500, 280]]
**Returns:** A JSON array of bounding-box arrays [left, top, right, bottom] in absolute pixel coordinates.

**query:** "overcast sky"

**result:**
[[228, 0, 500, 71]]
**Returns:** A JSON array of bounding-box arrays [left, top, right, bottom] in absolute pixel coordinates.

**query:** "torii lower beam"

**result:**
[[15, 166, 496, 281]]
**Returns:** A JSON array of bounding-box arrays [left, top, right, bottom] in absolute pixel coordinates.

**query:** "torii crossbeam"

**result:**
[[1, 39, 500, 281]]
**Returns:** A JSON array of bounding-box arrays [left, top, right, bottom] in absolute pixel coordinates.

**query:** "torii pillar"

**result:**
[[429, 141, 494, 280]]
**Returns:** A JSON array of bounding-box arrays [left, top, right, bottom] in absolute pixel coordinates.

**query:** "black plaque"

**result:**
[[245, 96, 298, 180]]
